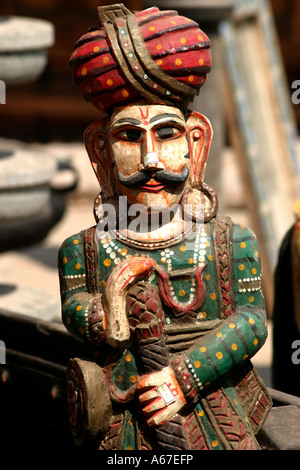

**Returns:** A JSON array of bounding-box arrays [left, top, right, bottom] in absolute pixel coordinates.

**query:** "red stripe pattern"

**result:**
[[70, 6, 211, 114]]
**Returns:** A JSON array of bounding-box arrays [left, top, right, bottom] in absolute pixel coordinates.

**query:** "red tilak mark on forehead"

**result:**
[[143, 121, 149, 125], [138, 107, 149, 120]]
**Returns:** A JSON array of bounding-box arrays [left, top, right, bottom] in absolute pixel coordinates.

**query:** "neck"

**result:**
[[94, 194, 205, 248]]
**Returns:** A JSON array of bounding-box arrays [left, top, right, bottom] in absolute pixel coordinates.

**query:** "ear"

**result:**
[[84, 118, 115, 199], [185, 110, 213, 187]]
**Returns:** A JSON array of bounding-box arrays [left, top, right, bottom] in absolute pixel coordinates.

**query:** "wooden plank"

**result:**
[[258, 405, 300, 449], [0, 308, 97, 369], [268, 387, 300, 407], [223, 75, 273, 312], [5, 348, 66, 380], [219, 0, 300, 290]]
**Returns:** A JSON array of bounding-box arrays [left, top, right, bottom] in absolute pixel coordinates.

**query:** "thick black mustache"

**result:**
[[117, 165, 189, 188]]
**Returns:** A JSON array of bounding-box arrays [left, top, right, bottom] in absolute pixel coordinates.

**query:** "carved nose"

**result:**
[[140, 152, 165, 171], [144, 151, 159, 167], [140, 131, 165, 171]]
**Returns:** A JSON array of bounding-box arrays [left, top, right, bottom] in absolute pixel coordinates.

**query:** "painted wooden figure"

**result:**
[[59, 4, 271, 450]]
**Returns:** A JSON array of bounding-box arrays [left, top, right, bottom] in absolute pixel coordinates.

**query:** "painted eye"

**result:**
[[156, 126, 182, 140], [126, 129, 142, 141], [117, 129, 142, 142]]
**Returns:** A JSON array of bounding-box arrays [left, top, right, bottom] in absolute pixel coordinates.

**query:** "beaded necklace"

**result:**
[[97, 219, 207, 313]]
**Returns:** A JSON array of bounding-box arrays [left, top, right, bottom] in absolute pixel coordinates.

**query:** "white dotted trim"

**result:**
[[64, 273, 86, 279], [84, 299, 92, 341], [66, 282, 86, 292], [185, 357, 204, 390], [238, 276, 262, 293]]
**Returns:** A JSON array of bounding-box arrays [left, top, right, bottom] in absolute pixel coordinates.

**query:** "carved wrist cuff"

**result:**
[[86, 296, 105, 345], [171, 355, 199, 403]]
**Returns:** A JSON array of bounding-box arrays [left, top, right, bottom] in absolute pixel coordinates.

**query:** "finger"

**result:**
[[139, 389, 159, 404], [137, 372, 160, 390], [148, 408, 174, 427], [143, 397, 165, 415]]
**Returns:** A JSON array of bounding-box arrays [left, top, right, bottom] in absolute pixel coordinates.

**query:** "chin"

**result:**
[[118, 187, 184, 212], [138, 191, 182, 212]]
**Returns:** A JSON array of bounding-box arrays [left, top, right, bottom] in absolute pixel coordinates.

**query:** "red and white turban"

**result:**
[[70, 4, 211, 115]]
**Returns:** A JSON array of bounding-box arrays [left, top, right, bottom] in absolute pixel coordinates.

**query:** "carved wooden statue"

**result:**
[[59, 4, 271, 450]]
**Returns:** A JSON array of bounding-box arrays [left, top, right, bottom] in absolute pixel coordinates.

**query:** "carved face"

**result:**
[[108, 104, 190, 210]]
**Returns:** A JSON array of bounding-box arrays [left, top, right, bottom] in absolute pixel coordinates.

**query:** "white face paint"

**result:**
[[109, 103, 190, 211]]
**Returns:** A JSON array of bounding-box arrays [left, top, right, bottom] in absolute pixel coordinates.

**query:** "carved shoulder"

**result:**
[[58, 230, 86, 276]]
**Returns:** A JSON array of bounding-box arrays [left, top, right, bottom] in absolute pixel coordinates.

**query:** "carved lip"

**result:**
[[140, 180, 166, 192]]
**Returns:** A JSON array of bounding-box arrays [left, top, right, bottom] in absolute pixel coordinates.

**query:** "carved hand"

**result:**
[[102, 255, 156, 348], [137, 366, 187, 427]]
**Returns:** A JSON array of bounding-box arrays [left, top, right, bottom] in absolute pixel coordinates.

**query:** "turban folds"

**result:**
[[70, 3, 211, 115]]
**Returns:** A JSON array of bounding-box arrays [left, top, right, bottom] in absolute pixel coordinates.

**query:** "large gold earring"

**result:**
[[93, 193, 127, 230], [93, 193, 102, 224], [181, 183, 218, 223]]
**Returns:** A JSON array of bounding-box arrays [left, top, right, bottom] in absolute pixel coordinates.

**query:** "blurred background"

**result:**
[[0, 0, 299, 400], [0, 1, 299, 137]]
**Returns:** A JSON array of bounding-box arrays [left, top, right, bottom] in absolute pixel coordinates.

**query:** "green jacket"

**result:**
[[58, 214, 271, 450]]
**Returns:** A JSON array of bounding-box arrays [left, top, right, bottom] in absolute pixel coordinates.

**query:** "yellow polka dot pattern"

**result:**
[[185, 305, 266, 394]]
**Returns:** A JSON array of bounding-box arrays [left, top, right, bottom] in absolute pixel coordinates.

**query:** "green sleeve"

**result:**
[[58, 230, 103, 344], [174, 224, 268, 395]]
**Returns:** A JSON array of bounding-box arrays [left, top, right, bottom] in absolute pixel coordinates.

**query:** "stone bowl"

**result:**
[[0, 144, 57, 222], [0, 16, 54, 85]]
